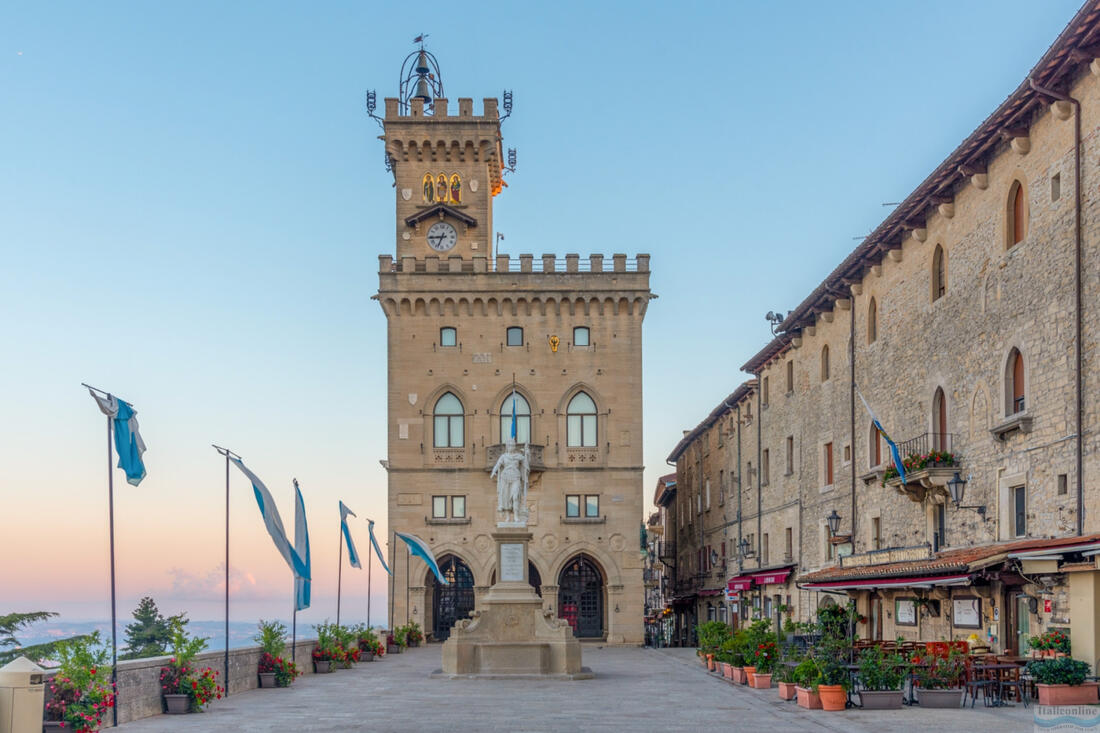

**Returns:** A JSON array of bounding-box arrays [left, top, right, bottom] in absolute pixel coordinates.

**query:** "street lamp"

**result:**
[[946, 471, 987, 519], [739, 538, 755, 559], [826, 509, 841, 537]]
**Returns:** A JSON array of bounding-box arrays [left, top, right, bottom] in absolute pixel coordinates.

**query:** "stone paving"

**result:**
[[116, 645, 1036, 732]]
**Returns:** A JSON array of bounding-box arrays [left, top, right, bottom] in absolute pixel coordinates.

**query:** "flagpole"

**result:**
[[367, 536, 373, 629], [406, 544, 411, 626], [106, 415, 118, 728], [337, 522, 344, 627], [212, 445, 240, 694], [291, 581, 297, 664]]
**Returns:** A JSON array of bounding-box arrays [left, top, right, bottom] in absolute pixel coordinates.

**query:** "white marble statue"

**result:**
[[491, 438, 530, 523]]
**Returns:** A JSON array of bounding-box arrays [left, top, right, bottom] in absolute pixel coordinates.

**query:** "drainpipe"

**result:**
[[757, 371, 763, 568], [736, 402, 743, 576], [850, 293, 857, 547], [1029, 78, 1083, 536]]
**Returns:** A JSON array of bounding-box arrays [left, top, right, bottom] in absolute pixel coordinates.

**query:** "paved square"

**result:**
[[116, 646, 1035, 732]]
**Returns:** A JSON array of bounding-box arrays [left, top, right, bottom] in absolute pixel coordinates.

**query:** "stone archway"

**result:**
[[429, 554, 475, 642], [557, 554, 605, 638]]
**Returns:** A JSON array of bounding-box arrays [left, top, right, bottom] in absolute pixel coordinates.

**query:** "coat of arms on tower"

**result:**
[[401, 188, 412, 201], [408, 393, 418, 405]]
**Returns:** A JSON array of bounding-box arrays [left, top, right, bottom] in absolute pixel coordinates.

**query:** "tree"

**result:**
[[0, 611, 87, 665], [122, 597, 188, 660]]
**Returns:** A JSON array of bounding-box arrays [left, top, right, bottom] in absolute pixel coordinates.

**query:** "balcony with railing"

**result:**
[[883, 432, 961, 503]]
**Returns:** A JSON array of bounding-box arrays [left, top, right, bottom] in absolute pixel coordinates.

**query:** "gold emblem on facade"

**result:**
[[548, 335, 560, 352]]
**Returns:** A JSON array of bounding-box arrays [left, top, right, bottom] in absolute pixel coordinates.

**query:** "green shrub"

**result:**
[[856, 645, 909, 691], [792, 658, 819, 687], [1028, 657, 1092, 686], [254, 619, 288, 657], [695, 620, 733, 653]]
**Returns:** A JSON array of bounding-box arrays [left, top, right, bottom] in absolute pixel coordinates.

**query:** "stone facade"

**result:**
[[664, 4, 1100, 669], [376, 87, 652, 645]]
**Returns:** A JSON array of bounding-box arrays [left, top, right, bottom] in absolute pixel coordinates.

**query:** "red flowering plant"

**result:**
[[257, 653, 300, 687], [354, 623, 380, 656], [883, 451, 960, 485], [311, 622, 345, 663], [254, 620, 300, 687], [44, 632, 116, 732], [1029, 629, 1071, 654], [753, 641, 780, 675], [158, 619, 223, 711]]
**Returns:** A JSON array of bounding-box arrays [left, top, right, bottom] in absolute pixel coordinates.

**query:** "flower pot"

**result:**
[[43, 723, 64, 730], [917, 688, 964, 708], [314, 660, 332, 674], [818, 684, 847, 711], [858, 690, 903, 709], [752, 672, 773, 689], [1037, 682, 1100, 706], [387, 643, 401, 654], [720, 662, 732, 680], [778, 681, 797, 700], [731, 666, 746, 684], [164, 693, 191, 714], [743, 666, 756, 686], [706, 654, 715, 672], [795, 685, 822, 709], [259, 672, 277, 688], [363, 651, 374, 662]]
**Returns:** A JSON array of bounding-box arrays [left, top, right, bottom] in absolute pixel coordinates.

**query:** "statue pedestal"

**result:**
[[436, 527, 592, 680]]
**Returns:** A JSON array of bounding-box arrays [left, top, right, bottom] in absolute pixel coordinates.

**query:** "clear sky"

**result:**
[[0, 1, 1084, 630]]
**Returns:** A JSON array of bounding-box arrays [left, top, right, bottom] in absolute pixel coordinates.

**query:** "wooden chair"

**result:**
[[963, 660, 996, 708], [999, 665, 1028, 707]]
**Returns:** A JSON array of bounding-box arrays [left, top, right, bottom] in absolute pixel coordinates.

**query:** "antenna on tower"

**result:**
[[501, 89, 513, 122], [365, 89, 383, 130], [504, 148, 517, 176], [398, 36, 444, 115]]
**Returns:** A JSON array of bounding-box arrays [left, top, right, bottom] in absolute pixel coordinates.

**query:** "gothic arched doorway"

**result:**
[[429, 554, 475, 642], [557, 555, 604, 638]]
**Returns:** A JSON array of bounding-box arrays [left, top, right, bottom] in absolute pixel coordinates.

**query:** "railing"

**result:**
[[381, 253, 649, 274], [431, 447, 466, 466], [895, 432, 957, 456]]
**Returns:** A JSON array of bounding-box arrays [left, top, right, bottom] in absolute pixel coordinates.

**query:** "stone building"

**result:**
[[373, 49, 653, 645], [666, 1, 1100, 669]]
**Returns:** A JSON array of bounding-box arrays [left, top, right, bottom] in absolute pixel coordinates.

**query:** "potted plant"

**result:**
[[386, 631, 401, 654], [912, 649, 966, 708], [333, 625, 359, 668], [354, 624, 379, 661], [1029, 629, 1071, 658], [1028, 657, 1099, 705], [751, 640, 778, 689], [775, 650, 800, 701], [855, 645, 908, 709], [254, 619, 299, 688], [159, 620, 223, 714], [811, 648, 851, 711], [395, 625, 409, 651], [43, 632, 116, 732], [312, 622, 343, 673], [406, 622, 424, 648], [793, 658, 822, 709]]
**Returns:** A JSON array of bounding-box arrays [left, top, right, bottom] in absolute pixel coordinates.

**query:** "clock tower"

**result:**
[[379, 48, 504, 261]]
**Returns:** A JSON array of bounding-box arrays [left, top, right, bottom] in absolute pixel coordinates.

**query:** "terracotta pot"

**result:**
[[778, 681, 797, 700], [720, 662, 732, 679], [314, 660, 332, 673], [917, 688, 964, 708], [164, 693, 190, 714], [731, 667, 746, 685], [743, 666, 756, 686], [752, 672, 773, 689], [795, 685, 822, 709], [259, 671, 276, 688], [818, 684, 847, 711], [706, 654, 715, 671], [1037, 682, 1100, 706], [858, 690, 903, 709]]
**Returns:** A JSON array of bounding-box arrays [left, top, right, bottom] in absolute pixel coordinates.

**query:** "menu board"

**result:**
[[953, 597, 981, 628], [895, 598, 917, 626]]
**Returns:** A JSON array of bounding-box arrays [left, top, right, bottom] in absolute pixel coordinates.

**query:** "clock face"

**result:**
[[427, 221, 458, 252]]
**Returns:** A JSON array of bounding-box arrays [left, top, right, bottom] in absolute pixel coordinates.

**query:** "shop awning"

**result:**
[[699, 588, 723, 597], [753, 569, 792, 586], [803, 573, 972, 591], [727, 576, 753, 592]]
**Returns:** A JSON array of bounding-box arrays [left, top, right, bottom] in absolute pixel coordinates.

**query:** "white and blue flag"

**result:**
[[230, 458, 311, 582], [89, 390, 147, 486], [294, 480, 311, 611], [857, 387, 907, 485], [367, 519, 391, 575], [396, 531, 448, 585], [339, 501, 361, 569]]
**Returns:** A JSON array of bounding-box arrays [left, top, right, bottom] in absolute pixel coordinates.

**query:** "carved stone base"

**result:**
[[437, 528, 592, 680]]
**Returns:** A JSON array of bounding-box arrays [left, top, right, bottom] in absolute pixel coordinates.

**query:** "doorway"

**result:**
[[429, 554, 475, 642], [557, 555, 605, 638]]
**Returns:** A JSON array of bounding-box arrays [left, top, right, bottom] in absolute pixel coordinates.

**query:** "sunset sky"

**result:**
[[0, 0, 1083, 634]]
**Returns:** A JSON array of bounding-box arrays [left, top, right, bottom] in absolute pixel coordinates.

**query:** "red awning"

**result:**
[[698, 588, 724, 597], [752, 569, 792, 586], [727, 576, 753, 592], [802, 573, 972, 591]]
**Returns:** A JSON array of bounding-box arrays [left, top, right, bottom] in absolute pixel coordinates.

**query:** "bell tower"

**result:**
[[373, 43, 505, 261]]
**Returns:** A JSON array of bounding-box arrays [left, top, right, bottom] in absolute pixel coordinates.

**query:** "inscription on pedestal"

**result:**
[[500, 543, 524, 581]]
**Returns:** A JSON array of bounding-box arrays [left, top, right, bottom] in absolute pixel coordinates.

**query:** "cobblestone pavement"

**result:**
[[116, 645, 1035, 732]]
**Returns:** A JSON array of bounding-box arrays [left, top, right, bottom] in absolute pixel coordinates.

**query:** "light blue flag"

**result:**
[[367, 519, 391, 575], [294, 480, 311, 611], [856, 388, 907, 485], [339, 501, 361, 569], [230, 458, 310, 580], [89, 390, 147, 486], [396, 531, 448, 585]]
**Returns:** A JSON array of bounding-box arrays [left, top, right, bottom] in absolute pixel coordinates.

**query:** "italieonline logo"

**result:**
[[1034, 706, 1100, 731]]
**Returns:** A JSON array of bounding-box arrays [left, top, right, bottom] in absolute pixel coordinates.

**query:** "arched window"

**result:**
[[440, 326, 457, 347], [506, 326, 524, 347], [1008, 181, 1027, 248], [820, 345, 830, 382], [932, 245, 946, 301], [867, 298, 878, 344], [433, 392, 464, 447], [933, 387, 948, 451], [573, 326, 590, 347], [500, 392, 532, 444], [1007, 349, 1026, 415], [869, 422, 881, 468], [566, 392, 597, 447]]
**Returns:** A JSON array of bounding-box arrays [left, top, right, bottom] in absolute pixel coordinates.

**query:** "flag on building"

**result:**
[[510, 389, 517, 440], [230, 458, 310, 581], [88, 389, 147, 486], [395, 531, 448, 584], [293, 480, 311, 611], [339, 501, 361, 569], [367, 519, 390, 574], [856, 388, 907, 485]]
